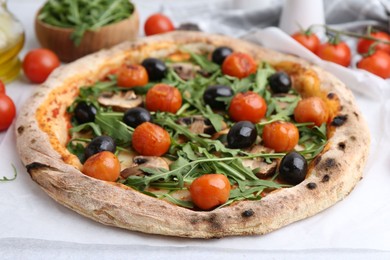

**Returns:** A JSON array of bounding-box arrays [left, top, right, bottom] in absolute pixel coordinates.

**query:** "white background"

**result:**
[[1, 1, 390, 259]]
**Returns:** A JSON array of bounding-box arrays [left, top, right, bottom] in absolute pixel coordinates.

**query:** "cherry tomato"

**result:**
[[144, 13, 175, 36], [0, 80, 5, 93], [222, 52, 257, 79], [291, 31, 320, 53], [117, 64, 149, 88], [189, 174, 231, 210], [145, 84, 182, 113], [262, 121, 299, 152], [132, 122, 171, 156], [0, 93, 16, 131], [357, 31, 390, 54], [294, 97, 329, 126], [82, 151, 120, 182], [22, 48, 60, 83], [228, 91, 267, 123], [357, 50, 390, 79], [316, 41, 351, 67]]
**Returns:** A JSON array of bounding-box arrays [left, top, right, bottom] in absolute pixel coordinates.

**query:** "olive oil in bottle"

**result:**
[[0, 0, 24, 83]]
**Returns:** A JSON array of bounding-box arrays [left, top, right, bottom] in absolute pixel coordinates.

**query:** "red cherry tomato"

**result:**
[[294, 97, 329, 126], [0, 93, 16, 131], [117, 64, 149, 88], [357, 31, 390, 54], [82, 151, 121, 182], [0, 80, 5, 94], [357, 50, 390, 79], [145, 84, 182, 113], [222, 52, 257, 79], [189, 174, 231, 210], [228, 91, 267, 123], [262, 121, 299, 152], [291, 31, 320, 53], [22, 48, 60, 83], [316, 41, 351, 67], [132, 122, 171, 156], [144, 13, 175, 36]]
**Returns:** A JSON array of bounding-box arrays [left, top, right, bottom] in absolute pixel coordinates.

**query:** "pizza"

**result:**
[[15, 31, 370, 238]]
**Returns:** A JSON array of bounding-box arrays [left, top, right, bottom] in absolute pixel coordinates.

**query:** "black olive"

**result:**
[[268, 72, 292, 94], [227, 121, 257, 149], [211, 46, 233, 65], [74, 101, 97, 124], [123, 107, 152, 128], [141, 58, 167, 81], [203, 85, 233, 110], [84, 136, 116, 159], [279, 151, 308, 185]]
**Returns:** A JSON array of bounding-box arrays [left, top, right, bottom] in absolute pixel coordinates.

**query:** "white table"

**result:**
[[2, 1, 390, 259]]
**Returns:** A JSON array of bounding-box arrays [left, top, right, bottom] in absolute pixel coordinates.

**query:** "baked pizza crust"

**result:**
[[15, 31, 370, 238]]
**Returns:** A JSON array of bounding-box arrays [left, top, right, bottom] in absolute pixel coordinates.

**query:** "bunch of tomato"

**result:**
[[0, 80, 16, 132], [292, 29, 390, 79]]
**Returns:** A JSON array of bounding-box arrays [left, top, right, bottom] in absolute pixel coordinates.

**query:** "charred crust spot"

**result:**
[[31, 139, 36, 144], [17, 126, 24, 135], [26, 162, 47, 173], [331, 115, 348, 127], [242, 209, 254, 218], [190, 218, 198, 225], [306, 182, 317, 190], [205, 213, 222, 230], [327, 93, 335, 99], [353, 112, 359, 118], [137, 202, 142, 207], [322, 174, 330, 182], [350, 136, 357, 141], [26, 162, 58, 176], [312, 155, 322, 166], [338, 142, 346, 151], [320, 158, 337, 172]]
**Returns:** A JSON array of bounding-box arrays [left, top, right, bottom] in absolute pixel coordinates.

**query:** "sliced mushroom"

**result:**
[[242, 145, 278, 178], [98, 90, 142, 111], [120, 156, 170, 178], [177, 115, 227, 135], [169, 62, 201, 80]]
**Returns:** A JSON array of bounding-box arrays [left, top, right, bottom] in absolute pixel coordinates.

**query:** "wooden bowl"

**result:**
[[35, 9, 139, 62]]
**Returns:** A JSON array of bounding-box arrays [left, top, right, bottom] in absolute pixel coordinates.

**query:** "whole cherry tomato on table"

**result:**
[[144, 13, 175, 36], [357, 31, 390, 54], [117, 64, 149, 87], [294, 97, 329, 127], [82, 151, 121, 182], [0, 93, 16, 131], [145, 84, 182, 113], [222, 52, 257, 79], [262, 121, 299, 152], [316, 41, 351, 67], [291, 31, 320, 53], [0, 80, 5, 93], [22, 48, 60, 84], [228, 91, 267, 123], [132, 122, 171, 156], [189, 174, 231, 210], [357, 50, 390, 79]]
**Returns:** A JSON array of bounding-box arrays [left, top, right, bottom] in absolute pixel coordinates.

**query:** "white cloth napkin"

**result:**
[[1, 26, 390, 254]]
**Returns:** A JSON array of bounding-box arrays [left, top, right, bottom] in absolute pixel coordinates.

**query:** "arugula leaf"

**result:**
[[95, 112, 132, 145], [254, 62, 276, 95], [188, 51, 220, 73], [69, 122, 102, 136], [0, 164, 17, 182]]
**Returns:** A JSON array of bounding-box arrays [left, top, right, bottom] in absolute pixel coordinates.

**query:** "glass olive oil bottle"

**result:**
[[0, 0, 24, 82]]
